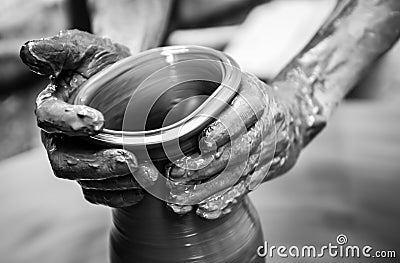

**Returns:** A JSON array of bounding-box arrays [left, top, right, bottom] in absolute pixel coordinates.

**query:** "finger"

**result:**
[[43, 132, 138, 180], [78, 175, 140, 191], [20, 30, 130, 135], [82, 188, 144, 207], [194, 133, 289, 219], [245, 101, 302, 189], [168, 149, 260, 205], [196, 178, 250, 220], [169, 112, 270, 181], [36, 84, 104, 136], [200, 72, 267, 152], [20, 29, 130, 77], [79, 163, 159, 190], [166, 203, 193, 215]]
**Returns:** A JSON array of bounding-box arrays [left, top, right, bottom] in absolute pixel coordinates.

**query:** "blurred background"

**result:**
[[0, 0, 399, 262]]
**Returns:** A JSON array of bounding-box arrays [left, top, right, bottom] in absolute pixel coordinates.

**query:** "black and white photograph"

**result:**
[[0, 0, 399, 262]]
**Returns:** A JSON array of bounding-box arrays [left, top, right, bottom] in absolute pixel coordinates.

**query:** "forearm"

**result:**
[[87, 0, 172, 54], [264, 0, 400, 180]]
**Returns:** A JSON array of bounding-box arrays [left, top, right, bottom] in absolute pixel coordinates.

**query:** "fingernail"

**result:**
[[93, 121, 104, 131], [135, 163, 158, 188]]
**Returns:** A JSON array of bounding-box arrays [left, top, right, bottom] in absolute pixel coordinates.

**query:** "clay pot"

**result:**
[[74, 46, 264, 263]]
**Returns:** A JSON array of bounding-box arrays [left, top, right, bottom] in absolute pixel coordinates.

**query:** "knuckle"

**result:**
[[102, 149, 138, 175], [103, 149, 137, 163]]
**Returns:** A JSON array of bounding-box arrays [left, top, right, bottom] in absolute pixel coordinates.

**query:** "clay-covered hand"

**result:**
[[166, 72, 305, 219], [166, 0, 400, 219], [20, 30, 158, 207]]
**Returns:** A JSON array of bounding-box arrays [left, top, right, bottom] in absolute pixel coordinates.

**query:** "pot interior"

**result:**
[[85, 54, 225, 133]]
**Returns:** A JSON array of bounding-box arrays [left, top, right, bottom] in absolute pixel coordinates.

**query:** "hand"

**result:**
[[166, 0, 400, 220], [166, 72, 302, 219], [20, 30, 158, 207]]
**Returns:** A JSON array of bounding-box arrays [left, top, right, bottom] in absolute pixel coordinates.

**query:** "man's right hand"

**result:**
[[20, 30, 158, 207]]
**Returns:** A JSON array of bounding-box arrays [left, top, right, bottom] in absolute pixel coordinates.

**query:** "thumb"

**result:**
[[20, 29, 130, 78], [20, 30, 130, 136]]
